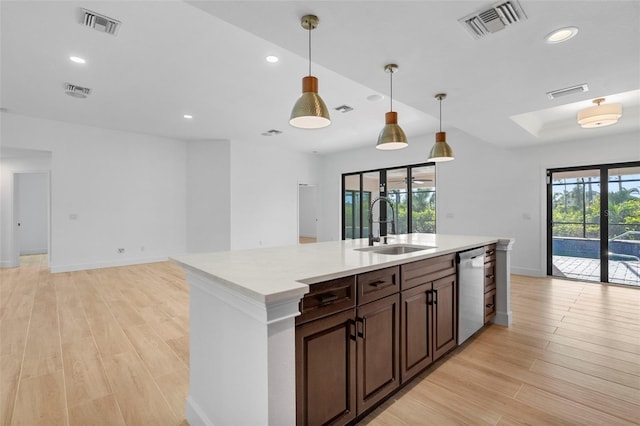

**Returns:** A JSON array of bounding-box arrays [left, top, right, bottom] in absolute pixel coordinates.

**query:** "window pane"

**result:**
[[344, 174, 360, 239], [411, 166, 436, 233], [387, 168, 408, 234], [363, 172, 380, 238], [608, 166, 640, 285], [551, 170, 601, 282]]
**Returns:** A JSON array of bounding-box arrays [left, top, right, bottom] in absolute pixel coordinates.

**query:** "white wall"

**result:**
[[1, 113, 187, 272], [186, 140, 231, 253], [230, 141, 320, 250], [16, 172, 49, 255], [317, 128, 640, 277], [0, 152, 52, 267]]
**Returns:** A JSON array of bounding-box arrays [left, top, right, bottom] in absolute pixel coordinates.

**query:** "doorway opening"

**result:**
[[15, 172, 50, 267], [547, 162, 640, 286], [298, 184, 317, 244]]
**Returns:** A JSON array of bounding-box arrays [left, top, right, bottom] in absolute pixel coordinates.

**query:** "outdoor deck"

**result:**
[[553, 255, 640, 286]]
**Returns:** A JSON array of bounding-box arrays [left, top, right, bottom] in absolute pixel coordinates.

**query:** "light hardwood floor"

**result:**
[[1, 259, 639, 425]]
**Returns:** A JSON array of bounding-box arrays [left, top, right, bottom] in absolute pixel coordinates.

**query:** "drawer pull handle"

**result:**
[[318, 294, 338, 304], [369, 280, 387, 288], [487, 250, 495, 256], [486, 303, 495, 309], [486, 274, 495, 279], [433, 290, 438, 305]]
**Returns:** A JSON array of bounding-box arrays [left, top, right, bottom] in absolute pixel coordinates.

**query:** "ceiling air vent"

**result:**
[[334, 105, 354, 113], [261, 129, 283, 136], [546, 83, 589, 100], [65, 83, 91, 99], [80, 9, 121, 35], [459, 1, 527, 40]]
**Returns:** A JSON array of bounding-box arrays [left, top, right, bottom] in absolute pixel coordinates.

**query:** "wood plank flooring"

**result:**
[[1, 258, 639, 425]]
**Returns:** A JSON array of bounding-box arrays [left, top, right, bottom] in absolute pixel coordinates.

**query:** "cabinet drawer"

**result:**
[[401, 253, 455, 290], [484, 289, 496, 323], [297, 275, 356, 325], [357, 266, 399, 305], [485, 244, 497, 263], [484, 261, 496, 293]]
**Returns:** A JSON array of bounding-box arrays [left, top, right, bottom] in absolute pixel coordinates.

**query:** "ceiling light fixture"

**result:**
[[69, 56, 86, 64], [183, 114, 193, 119], [265, 55, 279, 63], [376, 64, 407, 150], [577, 98, 622, 128], [428, 93, 455, 162], [545, 26, 579, 44], [289, 15, 330, 129]]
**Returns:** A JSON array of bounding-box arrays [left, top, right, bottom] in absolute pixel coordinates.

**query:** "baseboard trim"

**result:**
[[186, 396, 215, 426], [50, 256, 168, 273], [0, 260, 19, 268], [19, 249, 47, 255], [511, 266, 544, 277]]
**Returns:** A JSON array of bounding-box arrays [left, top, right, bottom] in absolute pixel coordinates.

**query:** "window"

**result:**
[[342, 163, 436, 240]]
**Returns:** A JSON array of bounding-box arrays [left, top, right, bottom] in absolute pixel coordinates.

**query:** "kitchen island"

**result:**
[[172, 234, 514, 426]]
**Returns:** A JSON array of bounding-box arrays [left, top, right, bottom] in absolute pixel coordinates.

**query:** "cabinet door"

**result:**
[[296, 309, 356, 426], [432, 275, 457, 361], [356, 294, 400, 414], [400, 283, 433, 383]]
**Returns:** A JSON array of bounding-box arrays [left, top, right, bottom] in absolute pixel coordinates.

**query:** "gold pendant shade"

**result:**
[[290, 76, 331, 129], [377, 111, 408, 150]]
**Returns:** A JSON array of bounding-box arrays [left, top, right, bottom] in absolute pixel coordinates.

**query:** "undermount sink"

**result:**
[[355, 244, 436, 255]]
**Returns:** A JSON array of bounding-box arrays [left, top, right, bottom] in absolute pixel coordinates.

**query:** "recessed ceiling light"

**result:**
[[367, 94, 384, 102], [183, 114, 193, 119], [69, 56, 86, 64], [265, 55, 279, 63], [545, 27, 578, 44]]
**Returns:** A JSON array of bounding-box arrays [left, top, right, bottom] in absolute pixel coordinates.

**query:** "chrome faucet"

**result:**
[[368, 196, 397, 246]]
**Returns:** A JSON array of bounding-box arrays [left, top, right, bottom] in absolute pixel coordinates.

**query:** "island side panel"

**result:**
[[184, 269, 303, 426], [494, 238, 515, 326]]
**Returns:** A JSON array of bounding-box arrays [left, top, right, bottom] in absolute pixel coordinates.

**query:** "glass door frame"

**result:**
[[546, 161, 640, 283], [341, 162, 434, 240]]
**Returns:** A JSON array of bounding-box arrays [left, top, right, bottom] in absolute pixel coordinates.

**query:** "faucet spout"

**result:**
[[368, 196, 397, 246]]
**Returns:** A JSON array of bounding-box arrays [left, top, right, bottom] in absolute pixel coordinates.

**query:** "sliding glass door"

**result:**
[[607, 167, 640, 285], [547, 162, 640, 285]]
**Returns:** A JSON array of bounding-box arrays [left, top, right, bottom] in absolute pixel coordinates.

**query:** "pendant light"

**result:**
[[376, 64, 408, 150], [290, 15, 331, 129], [428, 93, 455, 162], [577, 98, 622, 128]]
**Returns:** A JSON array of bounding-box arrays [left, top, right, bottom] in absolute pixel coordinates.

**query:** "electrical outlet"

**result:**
[[118, 248, 125, 254]]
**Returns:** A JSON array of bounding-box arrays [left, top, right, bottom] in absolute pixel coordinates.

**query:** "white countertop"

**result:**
[[171, 233, 501, 305]]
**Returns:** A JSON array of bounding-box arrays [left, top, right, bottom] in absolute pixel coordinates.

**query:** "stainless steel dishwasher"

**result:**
[[457, 247, 485, 344]]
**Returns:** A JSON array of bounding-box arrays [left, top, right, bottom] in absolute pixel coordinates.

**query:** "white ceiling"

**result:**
[[1, 1, 639, 155]]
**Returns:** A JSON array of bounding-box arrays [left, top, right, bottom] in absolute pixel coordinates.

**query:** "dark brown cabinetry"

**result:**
[[296, 309, 356, 426], [399, 254, 457, 383], [484, 244, 497, 323], [296, 267, 400, 425], [296, 254, 463, 425], [355, 293, 399, 414], [296, 276, 356, 426]]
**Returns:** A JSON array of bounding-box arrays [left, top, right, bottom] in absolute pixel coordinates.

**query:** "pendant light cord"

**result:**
[[390, 70, 393, 112], [308, 25, 312, 76], [439, 98, 442, 132]]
